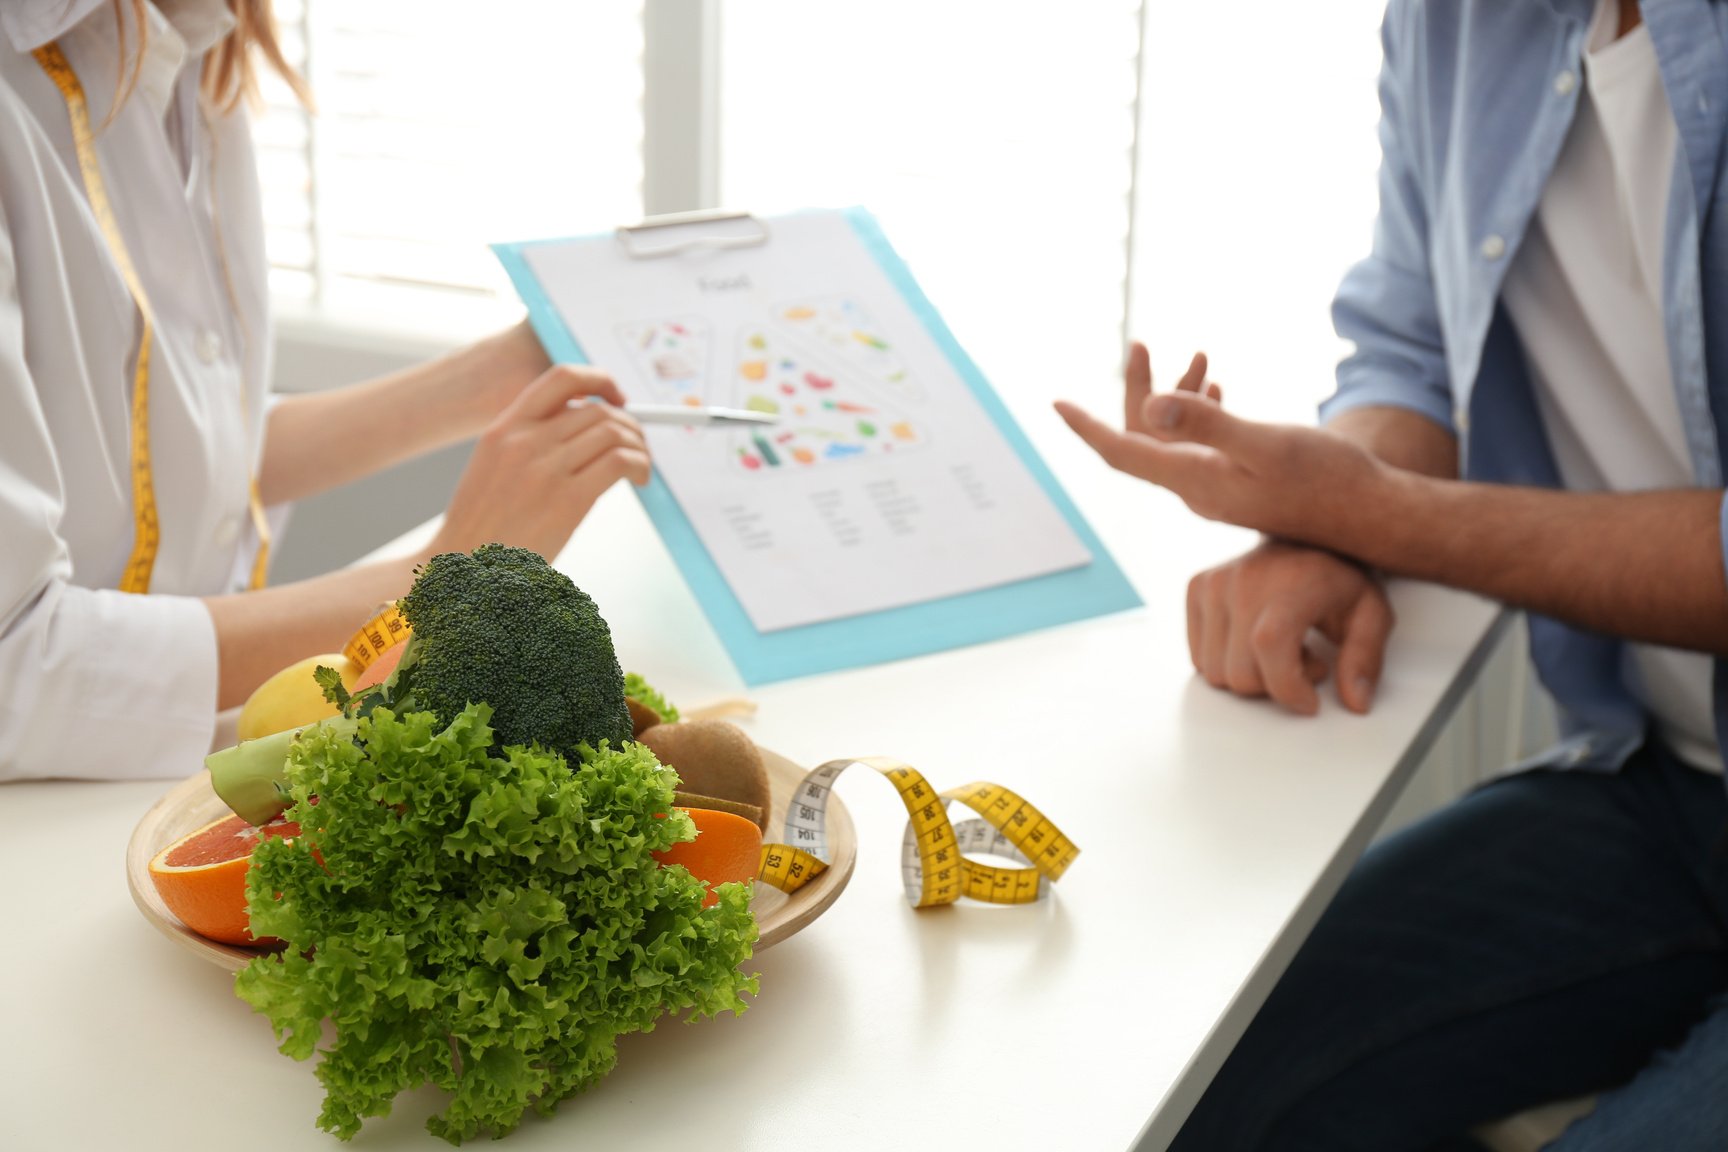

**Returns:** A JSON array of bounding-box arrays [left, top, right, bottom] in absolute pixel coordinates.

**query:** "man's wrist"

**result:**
[[1303, 452, 1428, 572], [1340, 461, 1436, 576]]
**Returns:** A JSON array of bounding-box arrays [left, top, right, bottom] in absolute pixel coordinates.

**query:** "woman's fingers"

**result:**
[[538, 396, 643, 446], [436, 367, 649, 559], [556, 412, 649, 478], [528, 398, 610, 444], [553, 446, 653, 524], [510, 363, 628, 421]]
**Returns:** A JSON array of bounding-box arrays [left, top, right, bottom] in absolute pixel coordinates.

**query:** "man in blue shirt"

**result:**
[[1060, 0, 1728, 1146]]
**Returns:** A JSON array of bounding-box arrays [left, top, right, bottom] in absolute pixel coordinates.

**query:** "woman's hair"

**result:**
[[109, 0, 312, 113]]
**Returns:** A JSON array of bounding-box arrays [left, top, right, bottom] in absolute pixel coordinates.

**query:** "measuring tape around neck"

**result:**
[[33, 42, 271, 593]]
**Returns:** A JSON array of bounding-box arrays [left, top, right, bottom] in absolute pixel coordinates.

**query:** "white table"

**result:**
[[0, 437, 1503, 1151]]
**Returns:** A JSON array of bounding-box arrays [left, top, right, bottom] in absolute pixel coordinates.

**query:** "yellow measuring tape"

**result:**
[[342, 602, 411, 672], [34, 42, 270, 593], [341, 609, 1079, 907], [757, 758, 1079, 907]]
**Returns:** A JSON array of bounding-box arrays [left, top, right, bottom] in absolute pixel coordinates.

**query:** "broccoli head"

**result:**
[[390, 544, 633, 755]]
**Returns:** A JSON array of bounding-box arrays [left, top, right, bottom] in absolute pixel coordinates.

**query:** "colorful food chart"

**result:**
[[615, 316, 710, 405], [496, 209, 1139, 681], [729, 322, 922, 472], [774, 295, 925, 401]]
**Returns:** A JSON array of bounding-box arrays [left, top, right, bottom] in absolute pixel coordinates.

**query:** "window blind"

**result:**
[[257, 0, 645, 326]]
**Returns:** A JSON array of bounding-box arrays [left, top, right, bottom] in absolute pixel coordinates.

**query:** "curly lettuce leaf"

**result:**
[[622, 673, 680, 725], [235, 704, 757, 1144]]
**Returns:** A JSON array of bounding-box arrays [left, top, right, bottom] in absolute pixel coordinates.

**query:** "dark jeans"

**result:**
[[1168, 741, 1728, 1151]]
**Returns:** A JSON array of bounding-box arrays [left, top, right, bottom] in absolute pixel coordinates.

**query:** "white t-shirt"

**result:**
[[1500, 0, 1720, 772]]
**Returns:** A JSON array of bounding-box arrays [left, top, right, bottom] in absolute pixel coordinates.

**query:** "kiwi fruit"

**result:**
[[639, 720, 772, 833], [626, 697, 663, 737]]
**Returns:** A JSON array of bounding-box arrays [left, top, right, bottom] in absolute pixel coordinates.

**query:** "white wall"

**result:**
[[266, 315, 470, 584]]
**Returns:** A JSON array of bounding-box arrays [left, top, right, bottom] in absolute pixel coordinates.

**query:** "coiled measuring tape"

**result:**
[[758, 758, 1079, 907], [34, 42, 270, 593], [343, 603, 411, 672], [336, 611, 1077, 907]]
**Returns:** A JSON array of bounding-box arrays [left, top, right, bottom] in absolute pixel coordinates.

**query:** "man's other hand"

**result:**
[[1188, 541, 1393, 715], [1060, 341, 1395, 715]]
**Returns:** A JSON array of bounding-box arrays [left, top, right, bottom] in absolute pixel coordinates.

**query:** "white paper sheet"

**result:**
[[523, 212, 1091, 633]]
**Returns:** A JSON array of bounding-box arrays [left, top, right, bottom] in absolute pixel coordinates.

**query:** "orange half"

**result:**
[[653, 806, 763, 907], [147, 813, 298, 946]]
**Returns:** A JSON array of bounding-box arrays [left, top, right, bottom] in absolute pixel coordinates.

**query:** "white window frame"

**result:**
[[642, 0, 721, 216], [274, 3, 1149, 359]]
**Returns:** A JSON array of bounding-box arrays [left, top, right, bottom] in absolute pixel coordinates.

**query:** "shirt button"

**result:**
[[1454, 405, 1470, 433], [1554, 70, 1576, 95], [213, 516, 241, 549], [196, 330, 223, 365], [1480, 234, 1507, 260]]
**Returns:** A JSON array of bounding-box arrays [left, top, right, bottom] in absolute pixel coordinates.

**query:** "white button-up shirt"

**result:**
[[0, 0, 271, 780]]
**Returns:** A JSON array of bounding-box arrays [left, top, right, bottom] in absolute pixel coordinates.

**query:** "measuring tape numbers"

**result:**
[[342, 602, 411, 673], [758, 757, 1079, 908]]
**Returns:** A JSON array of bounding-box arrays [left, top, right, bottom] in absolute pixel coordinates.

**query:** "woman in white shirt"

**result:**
[[0, 0, 649, 781]]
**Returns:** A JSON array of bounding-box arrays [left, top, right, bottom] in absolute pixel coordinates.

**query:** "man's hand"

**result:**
[[1055, 349, 1389, 545], [1120, 342, 1223, 433], [1059, 343, 1396, 715], [1189, 541, 1393, 715]]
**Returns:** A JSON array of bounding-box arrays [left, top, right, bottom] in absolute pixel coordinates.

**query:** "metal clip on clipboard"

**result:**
[[615, 209, 771, 259]]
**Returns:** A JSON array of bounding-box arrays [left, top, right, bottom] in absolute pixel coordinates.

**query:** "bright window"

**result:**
[[262, 3, 1388, 417], [259, 0, 643, 329], [1129, 3, 1389, 421], [720, 1, 1141, 409]]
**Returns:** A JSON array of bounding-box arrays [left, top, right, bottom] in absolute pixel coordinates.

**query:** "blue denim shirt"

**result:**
[[1320, 0, 1728, 770]]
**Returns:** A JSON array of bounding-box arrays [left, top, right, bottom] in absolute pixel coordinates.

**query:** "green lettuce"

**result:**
[[235, 703, 757, 1144], [622, 672, 680, 724]]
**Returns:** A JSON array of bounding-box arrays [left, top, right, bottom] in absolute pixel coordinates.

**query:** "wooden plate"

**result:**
[[126, 746, 855, 971]]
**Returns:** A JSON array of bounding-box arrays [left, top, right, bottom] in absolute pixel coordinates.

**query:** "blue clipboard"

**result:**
[[493, 208, 1141, 685]]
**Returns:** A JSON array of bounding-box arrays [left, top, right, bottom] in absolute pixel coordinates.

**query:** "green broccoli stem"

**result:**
[[208, 717, 354, 825]]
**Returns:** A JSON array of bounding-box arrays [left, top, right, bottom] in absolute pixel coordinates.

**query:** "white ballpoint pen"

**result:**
[[625, 404, 780, 427]]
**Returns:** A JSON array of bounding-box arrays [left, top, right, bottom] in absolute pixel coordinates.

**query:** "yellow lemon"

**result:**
[[237, 653, 358, 741]]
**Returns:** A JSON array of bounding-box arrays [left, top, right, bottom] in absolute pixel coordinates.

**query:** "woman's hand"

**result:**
[[259, 321, 559, 507], [461, 320, 556, 430], [429, 363, 651, 560]]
